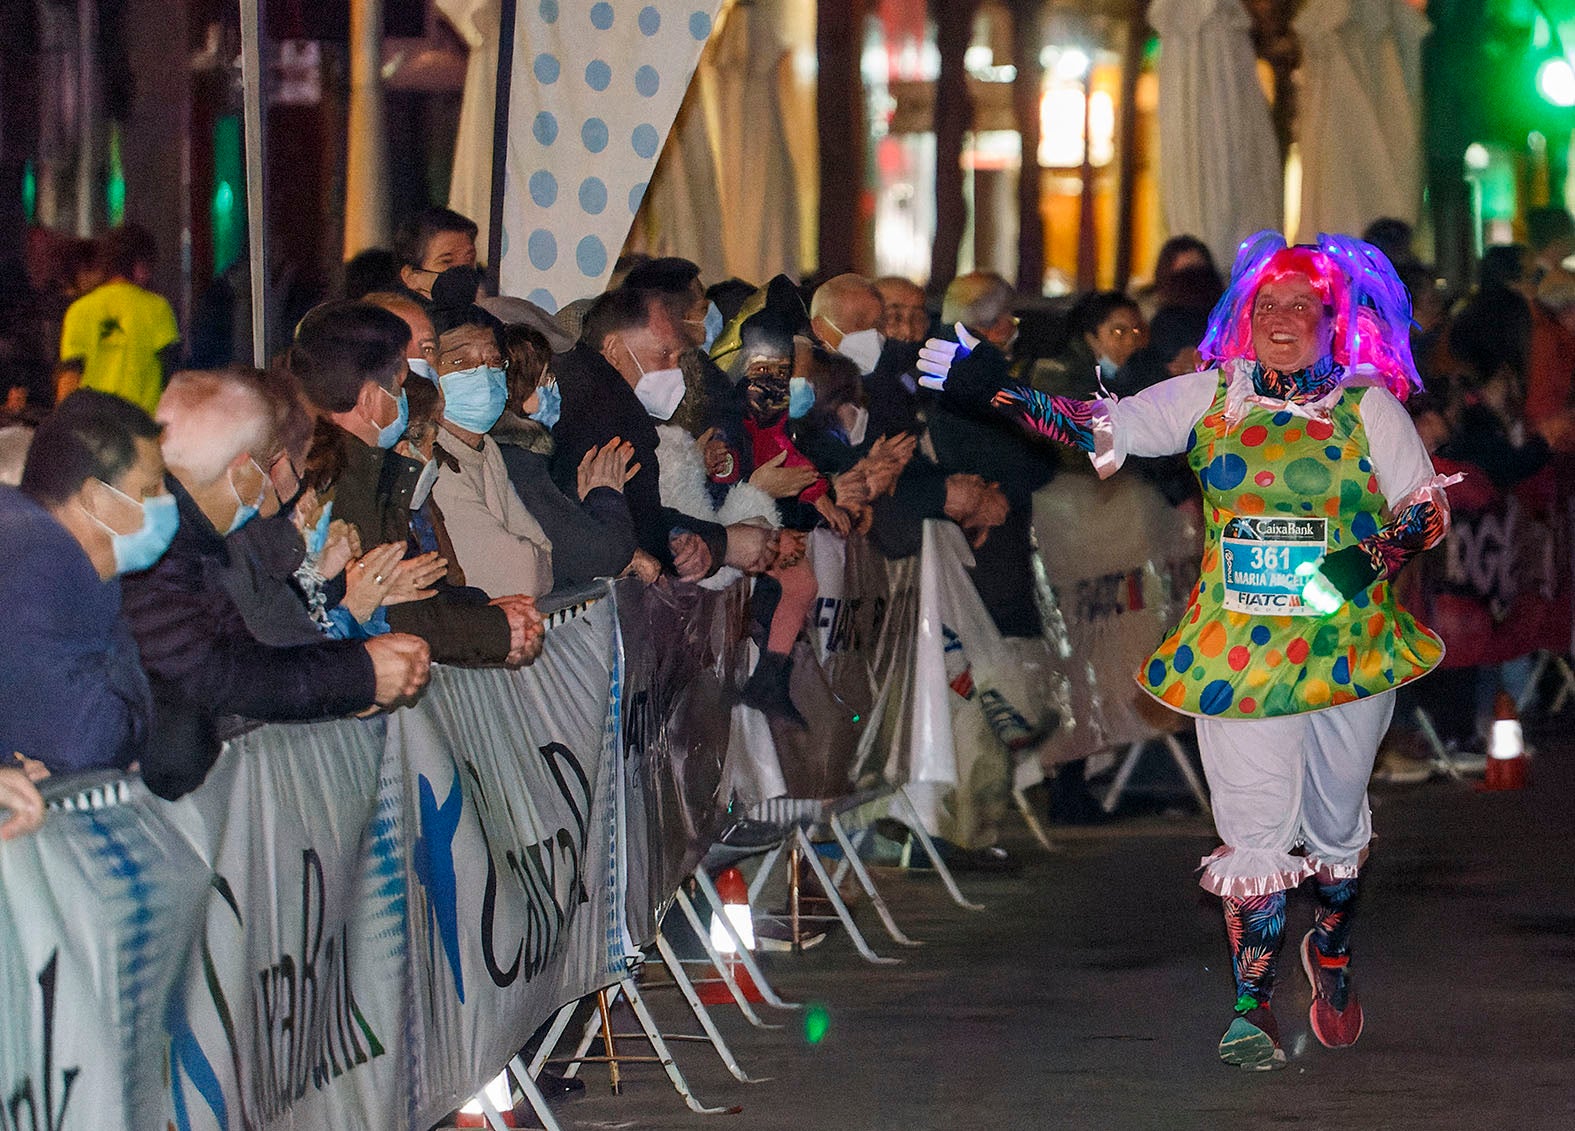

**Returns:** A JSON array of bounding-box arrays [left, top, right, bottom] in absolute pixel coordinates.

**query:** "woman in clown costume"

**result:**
[[920, 232, 1453, 1071]]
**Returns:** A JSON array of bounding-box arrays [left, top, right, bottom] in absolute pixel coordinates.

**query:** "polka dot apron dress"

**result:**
[[1140, 370, 1443, 719]]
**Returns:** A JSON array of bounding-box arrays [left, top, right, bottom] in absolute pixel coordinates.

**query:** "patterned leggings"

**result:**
[[1223, 878, 1359, 1009]]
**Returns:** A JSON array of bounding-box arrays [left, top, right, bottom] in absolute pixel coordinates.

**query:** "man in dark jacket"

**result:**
[[553, 289, 737, 579], [121, 370, 431, 799], [1, 390, 162, 776], [295, 301, 542, 665]]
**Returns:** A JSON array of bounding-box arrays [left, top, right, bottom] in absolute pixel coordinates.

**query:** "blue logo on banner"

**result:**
[[414, 769, 466, 1003]]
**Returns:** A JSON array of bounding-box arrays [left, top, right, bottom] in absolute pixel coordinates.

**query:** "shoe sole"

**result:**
[[1218, 1017, 1286, 1071], [1300, 930, 1364, 1048]]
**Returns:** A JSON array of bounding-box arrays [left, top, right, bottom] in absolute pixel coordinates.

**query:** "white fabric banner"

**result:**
[[1150, 0, 1284, 267], [1292, 0, 1428, 242], [496, 0, 725, 311], [0, 597, 623, 1130]]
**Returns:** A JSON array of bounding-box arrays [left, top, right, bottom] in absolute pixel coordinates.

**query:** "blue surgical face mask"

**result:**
[[788, 376, 816, 420], [305, 499, 334, 556], [84, 482, 181, 575], [529, 380, 562, 429], [408, 357, 438, 384], [702, 301, 725, 353], [226, 456, 267, 534], [374, 383, 409, 449], [440, 364, 509, 434]]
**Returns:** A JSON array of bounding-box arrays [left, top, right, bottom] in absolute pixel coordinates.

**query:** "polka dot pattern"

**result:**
[[1137, 367, 1444, 720], [501, 2, 720, 308]]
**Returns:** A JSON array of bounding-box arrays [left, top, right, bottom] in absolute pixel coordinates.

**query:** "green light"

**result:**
[[1537, 57, 1575, 108], [106, 122, 125, 226], [851, 714, 861, 723], [1295, 561, 1343, 616], [804, 1004, 830, 1044], [21, 159, 35, 224]]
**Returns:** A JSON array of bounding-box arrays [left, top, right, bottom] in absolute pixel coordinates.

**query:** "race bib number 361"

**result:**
[[1221, 517, 1328, 616]]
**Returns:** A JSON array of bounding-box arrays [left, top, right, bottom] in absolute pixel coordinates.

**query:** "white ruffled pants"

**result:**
[[1194, 690, 1396, 899]]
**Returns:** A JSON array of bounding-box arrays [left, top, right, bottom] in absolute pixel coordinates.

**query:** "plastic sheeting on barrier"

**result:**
[[1031, 471, 1203, 760]]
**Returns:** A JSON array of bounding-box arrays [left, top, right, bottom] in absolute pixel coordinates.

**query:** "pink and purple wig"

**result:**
[[1198, 230, 1423, 401]]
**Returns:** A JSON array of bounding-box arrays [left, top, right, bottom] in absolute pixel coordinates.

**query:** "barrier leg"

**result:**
[[1549, 656, 1575, 714], [1165, 734, 1212, 815], [558, 990, 613, 1081], [1414, 706, 1464, 781], [827, 813, 920, 947], [619, 976, 739, 1115], [527, 998, 580, 1078], [1011, 786, 1057, 852], [653, 932, 769, 1084], [671, 885, 780, 1028], [746, 842, 785, 906], [794, 826, 900, 965], [894, 786, 985, 912], [476, 1089, 511, 1131], [691, 868, 801, 1011], [507, 1056, 565, 1131], [1101, 741, 1144, 814], [596, 989, 622, 1094]]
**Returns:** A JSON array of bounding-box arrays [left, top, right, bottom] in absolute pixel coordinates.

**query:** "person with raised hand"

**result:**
[[921, 232, 1454, 1071]]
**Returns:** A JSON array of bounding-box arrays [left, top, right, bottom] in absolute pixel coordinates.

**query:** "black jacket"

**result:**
[[549, 343, 726, 572], [328, 428, 514, 664], [120, 478, 377, 798], [491, 412, 638, 591]]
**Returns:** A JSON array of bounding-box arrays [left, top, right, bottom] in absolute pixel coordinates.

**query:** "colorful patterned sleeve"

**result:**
[[1356, 475, 1456, 580], [991, 386, 1096, 448]]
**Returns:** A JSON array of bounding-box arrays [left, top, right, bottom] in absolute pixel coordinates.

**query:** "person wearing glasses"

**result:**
[[425, 296, 555, 601]]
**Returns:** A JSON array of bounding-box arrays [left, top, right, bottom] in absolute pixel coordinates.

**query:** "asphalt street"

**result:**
[[507, 734, 1575, 1131]]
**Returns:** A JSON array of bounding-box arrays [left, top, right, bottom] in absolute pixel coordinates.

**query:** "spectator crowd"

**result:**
[[3, 203, 1573, 838]]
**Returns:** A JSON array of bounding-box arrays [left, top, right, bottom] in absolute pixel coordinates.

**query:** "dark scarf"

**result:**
[[1251, 352, 1341, 403]]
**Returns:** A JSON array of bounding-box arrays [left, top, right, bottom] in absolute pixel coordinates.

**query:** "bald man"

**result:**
[[810, 273, 886, 376]]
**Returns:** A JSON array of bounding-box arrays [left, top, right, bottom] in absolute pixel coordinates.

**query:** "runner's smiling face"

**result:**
[[1251, 275, 1333, 373]]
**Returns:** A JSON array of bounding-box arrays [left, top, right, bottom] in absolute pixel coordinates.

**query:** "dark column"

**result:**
[[928, 0, 978, 298], [817, 0, 869, 277], [1113, 0, 1147, 291], [1010, 0, 1044, 294]]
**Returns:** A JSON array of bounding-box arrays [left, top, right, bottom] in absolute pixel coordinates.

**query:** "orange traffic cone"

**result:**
[[697, 867, 762, 1005], [455, 1070, 520, 1127], [1480, 691, 1528, 791]]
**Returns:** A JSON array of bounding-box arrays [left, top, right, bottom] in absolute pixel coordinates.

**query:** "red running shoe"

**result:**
[[1301, 929, 1364, 1048]]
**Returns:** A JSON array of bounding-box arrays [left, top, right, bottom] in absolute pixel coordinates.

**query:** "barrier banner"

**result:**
[[1405, 461, 1575, 669], [614, 577, 743, 947], [0, 596, 625, 1131], [1031, 472, 1202, 759]]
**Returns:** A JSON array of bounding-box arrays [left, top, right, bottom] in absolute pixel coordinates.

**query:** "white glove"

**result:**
[[916, 323, 980, 391]]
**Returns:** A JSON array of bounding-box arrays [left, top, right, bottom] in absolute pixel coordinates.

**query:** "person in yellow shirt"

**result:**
[[57, 224, 180, 413]]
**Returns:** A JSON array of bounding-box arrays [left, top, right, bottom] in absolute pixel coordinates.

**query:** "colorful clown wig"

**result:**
[[1198, 231, 1423, 400]]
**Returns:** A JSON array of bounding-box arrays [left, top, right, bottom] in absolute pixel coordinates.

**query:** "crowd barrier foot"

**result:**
[[674, 881, 786, 1027], [825, 812, 921, 947], [751, 826, 900, 965], [891, 786, 986, 912], [1413, 707, 1486, 782], [1101, 734, 1212, 817], [1519, 650, 1575, 716], [544, 981, 740, 1115], [646, 932, 770, 1083], [1010, 786, 1058, 852]]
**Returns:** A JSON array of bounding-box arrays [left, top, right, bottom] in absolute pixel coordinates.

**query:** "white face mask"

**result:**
[[410, 457, 440, 511], [834, 325, 885, 376], [629, 347, 686, 421], [846, 405, 870, 447], [409, 357, 438, 383]]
